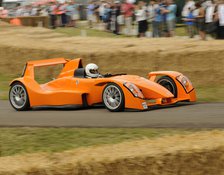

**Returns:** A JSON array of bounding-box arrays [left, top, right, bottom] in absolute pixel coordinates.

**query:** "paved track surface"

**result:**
[[0, 101, 224, 128]]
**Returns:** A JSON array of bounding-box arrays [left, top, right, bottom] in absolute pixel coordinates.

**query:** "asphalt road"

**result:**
[[0, 100, 224, 128]]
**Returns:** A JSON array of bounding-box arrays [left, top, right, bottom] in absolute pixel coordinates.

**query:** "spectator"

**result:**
[[148, 0, 157, 32], [3, 0, 223, 41], [216, 0, 224, 39], [7, 7, 16, 17], [23, 5, 31, 16], [121, 0, 135, 35], [159, 0, 168, 36], [135, 1, 148, 37], [48, 2, 57, 29], [110, 1, 121, 34], [36, 5, 42, 16], [0, 7, 4, 18], [30, 4, 38, 16], [71, 1, 80, 27], [94, 1, 100, 23], [103, 3, 111, 30], [195, 1, 206, 40], [183, 7, 196, 38], [205, 0, 217, 35], [0, 7, 8, 18], [99, 0, 106, 21], [39, 5, 48, 16], [58, 2, 67, 27], [15, 6, 23, 17], [152, 0, 163, 37], [182, 0, 195, 17], [66, 1, 74, 27], [161, 0, 177, 37], [87, 0, 95, 28]]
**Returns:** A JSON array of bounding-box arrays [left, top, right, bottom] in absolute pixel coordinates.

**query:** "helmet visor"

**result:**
[[90, 69, 98, 74]]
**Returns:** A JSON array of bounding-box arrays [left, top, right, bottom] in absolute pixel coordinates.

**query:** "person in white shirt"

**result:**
[[182, 0, 195, 17], [15, 6, 24, 17], [205, 0, 216, 23], [216, 0, 224, 39], [99, 1, 106, 22], [204, 0, 218, 35], [30, 5, 38, 16], [148, 0, 160, 37], [135, 1, 148, 37]]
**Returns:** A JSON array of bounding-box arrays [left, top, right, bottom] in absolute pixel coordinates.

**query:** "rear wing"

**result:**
[[22, 58, 83, 79], [22, 58, 70, 79], [27, 58, 69, 67]]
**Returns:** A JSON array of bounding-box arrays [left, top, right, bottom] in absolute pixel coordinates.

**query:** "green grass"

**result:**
[[175, 25, 187, 36], [196, 86, 224, 102], [0, 74, 14, 100], [0, 128, 200, 157]]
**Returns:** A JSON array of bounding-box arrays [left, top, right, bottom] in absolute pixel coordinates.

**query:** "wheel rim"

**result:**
[[10, 85, 27, 109], [103, 85, 122, 110], [158, 79, 175, 95]]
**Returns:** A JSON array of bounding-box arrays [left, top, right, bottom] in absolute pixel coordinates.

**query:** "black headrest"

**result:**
[[74, 68, 86, 78]]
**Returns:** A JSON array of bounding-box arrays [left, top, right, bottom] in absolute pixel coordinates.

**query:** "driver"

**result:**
[[85, 63, 101, 78]]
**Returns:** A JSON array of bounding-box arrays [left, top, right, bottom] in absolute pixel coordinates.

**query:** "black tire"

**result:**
[[9, 82, 30, 111], [157, 76, 177, 98], [102, 83, 125, 112]]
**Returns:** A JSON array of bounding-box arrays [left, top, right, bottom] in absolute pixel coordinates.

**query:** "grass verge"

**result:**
[[0, 74, 14, 100], [1, 130, 224, 175], [0, 128, 200, 157], [196, 86, 224, 102]]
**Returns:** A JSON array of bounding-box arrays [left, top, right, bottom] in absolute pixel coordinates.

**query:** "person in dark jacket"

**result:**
[[111, 1, 121, 34]]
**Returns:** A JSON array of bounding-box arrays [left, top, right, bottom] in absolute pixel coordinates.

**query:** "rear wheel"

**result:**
[[157, 76, 177, 97], [9, 82, 30, 111], [102, 83, 125, 112]]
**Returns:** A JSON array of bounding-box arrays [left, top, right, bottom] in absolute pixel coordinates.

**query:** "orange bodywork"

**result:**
[[10, 58, 196, 110]]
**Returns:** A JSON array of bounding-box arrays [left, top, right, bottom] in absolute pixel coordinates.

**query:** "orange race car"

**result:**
[[9, 58, 196, 112]]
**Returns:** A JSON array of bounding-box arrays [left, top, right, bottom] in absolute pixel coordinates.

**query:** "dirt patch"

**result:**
[[0, 130, 224, 175]]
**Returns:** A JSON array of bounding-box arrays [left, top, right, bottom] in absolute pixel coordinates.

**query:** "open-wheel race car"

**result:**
[[9, 58, 196, 112]]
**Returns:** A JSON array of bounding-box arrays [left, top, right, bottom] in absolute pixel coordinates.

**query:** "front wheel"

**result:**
[[157, 76, 177, 98], [9, 82, 30, 111], [102, 83, 125, 112]]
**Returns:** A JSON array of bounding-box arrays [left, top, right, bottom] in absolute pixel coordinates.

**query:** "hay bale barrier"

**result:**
[[1, 131, 224, 175]]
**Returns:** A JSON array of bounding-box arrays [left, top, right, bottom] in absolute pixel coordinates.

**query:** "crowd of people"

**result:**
[[182, 0, 224, 39], [0, 0, 224, 39], [85, 0, 178, 37]]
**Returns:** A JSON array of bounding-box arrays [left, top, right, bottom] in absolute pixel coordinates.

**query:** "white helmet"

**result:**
[[85, 63, 99, 78]]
